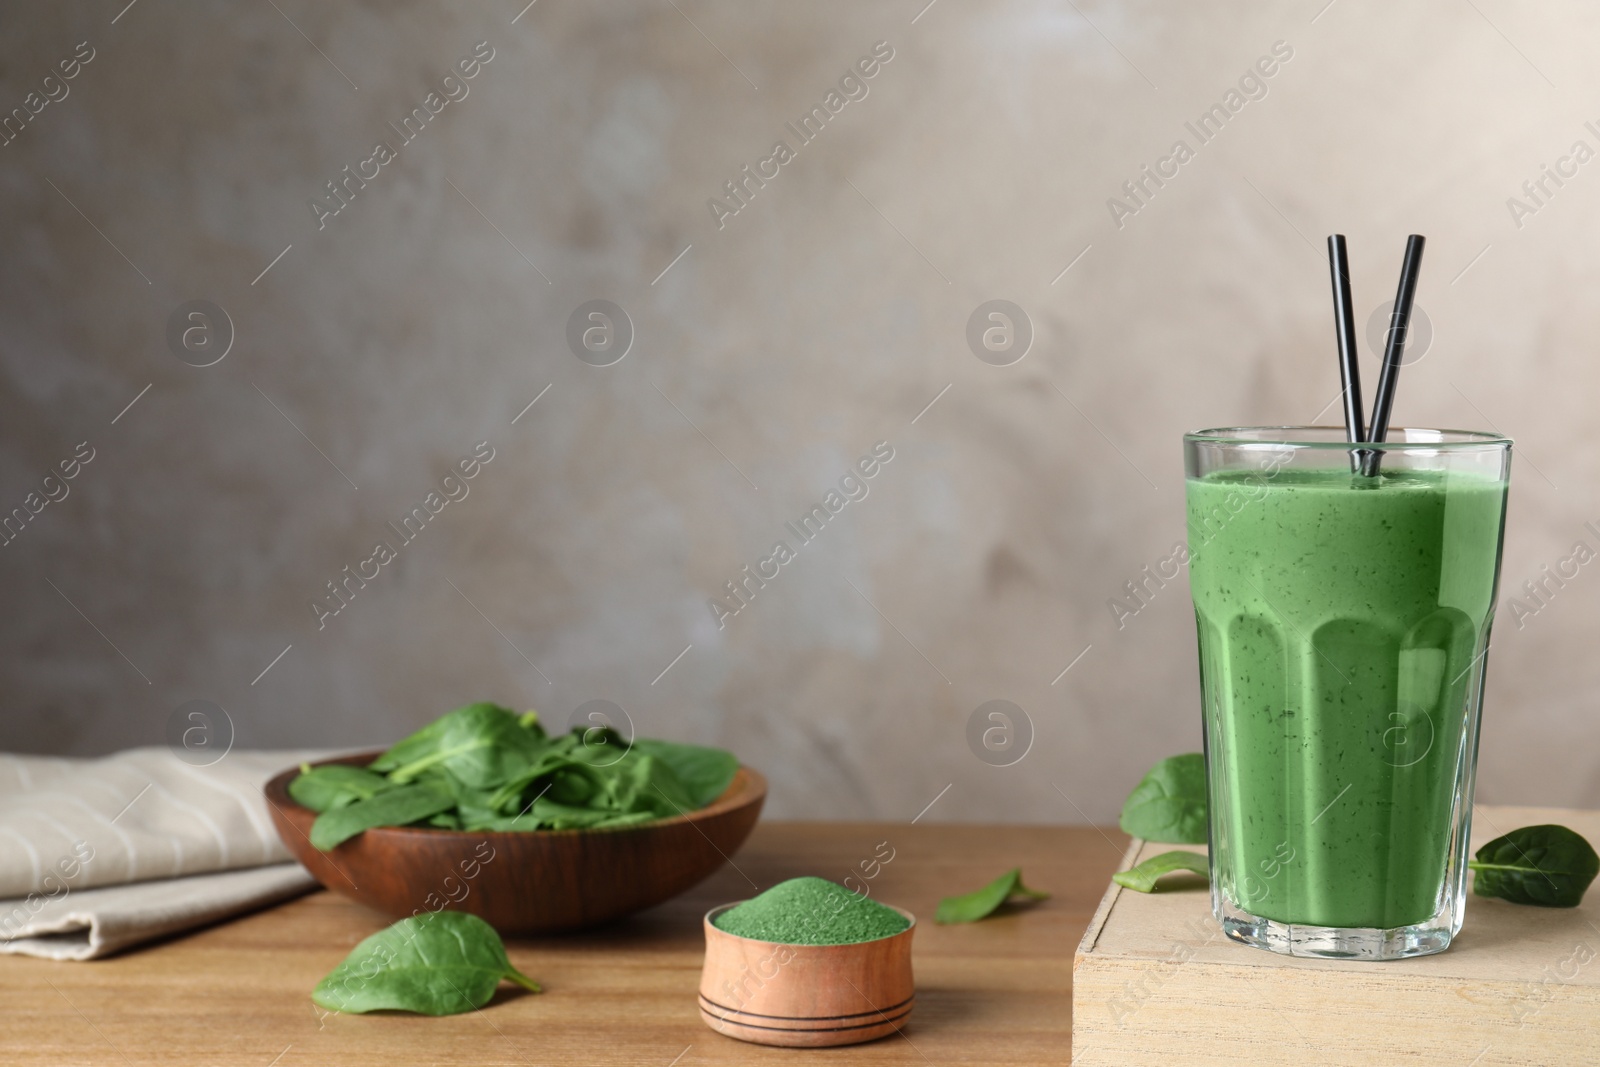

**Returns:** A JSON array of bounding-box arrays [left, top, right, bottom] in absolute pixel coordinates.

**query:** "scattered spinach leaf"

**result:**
[[935, 868, 1049, 924], [1119, 753, 1207, 844], [1113, 850, 1210, 893], [311, 911, 540, 1016], [309, 781, 456, 851], [1469, 824, 1599, 908]]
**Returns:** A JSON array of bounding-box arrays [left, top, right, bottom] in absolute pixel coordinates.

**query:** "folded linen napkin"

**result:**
[[0, 746, 342, 959], [0, 864, 317, 960]]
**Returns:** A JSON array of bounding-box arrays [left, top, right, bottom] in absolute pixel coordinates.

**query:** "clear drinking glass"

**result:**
[[1184, 427, 1511, 960]]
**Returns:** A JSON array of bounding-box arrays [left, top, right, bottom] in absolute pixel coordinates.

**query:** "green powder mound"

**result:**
[[713, 877, 910, 945]]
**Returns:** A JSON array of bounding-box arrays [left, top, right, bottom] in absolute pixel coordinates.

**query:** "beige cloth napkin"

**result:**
[[0, 746, 342, 959]]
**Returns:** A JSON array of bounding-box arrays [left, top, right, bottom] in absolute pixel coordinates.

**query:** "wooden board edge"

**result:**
[[1073, 834, 1146, 965], [1072, 955, 1600, 1062]]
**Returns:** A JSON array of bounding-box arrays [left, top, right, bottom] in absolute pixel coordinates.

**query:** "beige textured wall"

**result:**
[[4, 0, 1598, 821]]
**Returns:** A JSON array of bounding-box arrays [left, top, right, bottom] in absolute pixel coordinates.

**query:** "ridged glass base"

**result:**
[[1217, 892, 1457, 960]]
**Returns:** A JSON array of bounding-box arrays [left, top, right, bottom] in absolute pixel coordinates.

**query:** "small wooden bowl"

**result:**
[[698, 903, 916, 1047], [265, 751, 765, 935]]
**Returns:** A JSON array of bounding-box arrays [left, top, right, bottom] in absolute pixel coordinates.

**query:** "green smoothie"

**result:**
[[1187, 466, 1507, 929]]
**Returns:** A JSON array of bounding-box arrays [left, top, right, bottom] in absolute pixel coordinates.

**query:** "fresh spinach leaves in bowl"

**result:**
[[290, 702, 739, 850]]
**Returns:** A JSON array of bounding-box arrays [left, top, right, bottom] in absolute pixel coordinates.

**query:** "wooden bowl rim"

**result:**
[[264, 748, 767, 842], [703, 900, 917, 948]]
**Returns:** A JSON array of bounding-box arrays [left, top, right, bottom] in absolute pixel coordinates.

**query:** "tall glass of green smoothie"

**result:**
[[1185, 427, 1510, 960]]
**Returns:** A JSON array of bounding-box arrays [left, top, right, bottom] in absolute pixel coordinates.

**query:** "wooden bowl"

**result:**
[[698, 903, 916, 1047], [264, 751, 766, 935]]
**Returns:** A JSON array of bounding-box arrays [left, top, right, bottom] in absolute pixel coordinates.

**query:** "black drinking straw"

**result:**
[[1325, 235, 1364, 473], [1361, 234, 1426, 477]]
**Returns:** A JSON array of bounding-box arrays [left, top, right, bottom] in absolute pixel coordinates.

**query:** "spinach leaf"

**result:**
[[306, 703, 744, 845], [605, 752, 695, 818], [416, 767, 505, 815], [383, 704, 544, 790], [934, 868, 1049, 924], [630, 738, 740, 807], [368, 703, 487, 772], [1113, 850, 1210, 893], [311, 911, 540, 1016], [483, 738, 589, 811], [544, 763, 607, 807], [289, 764, 393, 813], [1119, 753, 1208, 844], [370, 703, 527, 775], [1469, 824, 1599, 908], [470, 802, 656, 832], [309, 781, 456, 851], [561, 724, 630, 766]]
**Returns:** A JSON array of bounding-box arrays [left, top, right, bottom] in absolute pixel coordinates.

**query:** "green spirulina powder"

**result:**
[[713, 877, 910, 945]]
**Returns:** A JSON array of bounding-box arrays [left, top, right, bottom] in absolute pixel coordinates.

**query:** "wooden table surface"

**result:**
[[0, 822, 1128, 1066]]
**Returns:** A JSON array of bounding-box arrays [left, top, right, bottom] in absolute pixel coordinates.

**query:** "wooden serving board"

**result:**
[[1073, 805, 1600, 1067]]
